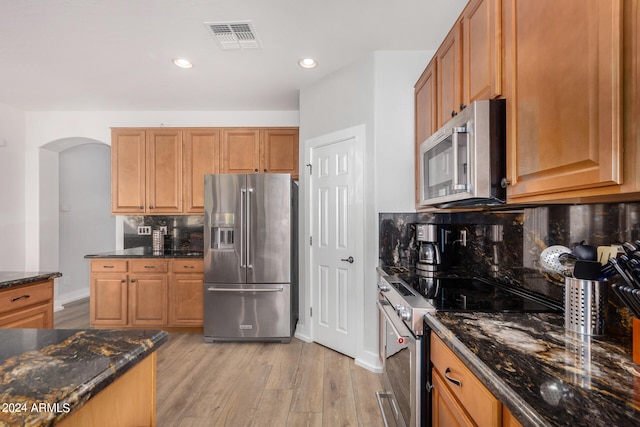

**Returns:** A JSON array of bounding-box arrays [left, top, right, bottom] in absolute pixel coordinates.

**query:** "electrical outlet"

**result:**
[[137, 226, 152, 235], [159, 226, 168, 234]]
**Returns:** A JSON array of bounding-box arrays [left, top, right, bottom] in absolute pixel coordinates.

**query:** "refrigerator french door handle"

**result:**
[[240, 187, 246, 269], [207, 286, 284, 293], [247, 187, 253, 269]]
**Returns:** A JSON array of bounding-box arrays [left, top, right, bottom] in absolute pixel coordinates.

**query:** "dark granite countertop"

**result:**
[[84, 246, 203, 259], [0, 272, 62, 291], [425, 312, 640, 427], [0, 328, 168, 427]]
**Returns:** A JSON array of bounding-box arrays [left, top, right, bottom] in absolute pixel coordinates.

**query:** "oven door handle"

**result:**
[[377, 300, 411, 341]]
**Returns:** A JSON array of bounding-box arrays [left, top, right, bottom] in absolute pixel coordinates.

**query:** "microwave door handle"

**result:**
[[452, 127, 468, 191]]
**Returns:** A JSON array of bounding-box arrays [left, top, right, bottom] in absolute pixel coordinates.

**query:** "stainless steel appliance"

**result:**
[[416, 224, 441, 276], [203, 173, 298, 343], [376, 266, 562, 427], [418, 99, 506, 207]]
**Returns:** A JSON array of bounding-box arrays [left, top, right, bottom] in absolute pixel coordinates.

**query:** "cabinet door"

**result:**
[[437, 22, 463, 128], [111, 129, 146, 214], [0, 303, 53, 328], [432, 369, 475, 427], [169, 274, 203, 326], [146, 129, 183, 213], [221, 128, 261, 173], [504, 0, 623, 201], [129, 275, 168, 326], [183, 128, 220, 213], [261, 129, 299, 178], [462, 0, 501, 104], [91, 275, 128, 326], [415, 61, 437, 207]]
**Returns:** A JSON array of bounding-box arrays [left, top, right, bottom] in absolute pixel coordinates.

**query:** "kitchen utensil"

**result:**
[[564, 277, 607, 335], [609, 258, 638, 289], [572, 242, 597, 261], [573, 260, 602, 280], [612, 284, 640, 318], [540, 245, 572, 274]]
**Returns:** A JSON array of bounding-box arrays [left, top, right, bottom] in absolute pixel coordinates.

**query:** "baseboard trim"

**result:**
[[55, 289, 90, 311]]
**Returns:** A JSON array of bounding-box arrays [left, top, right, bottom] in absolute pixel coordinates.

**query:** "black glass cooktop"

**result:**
[[397, 274, 562, 313]]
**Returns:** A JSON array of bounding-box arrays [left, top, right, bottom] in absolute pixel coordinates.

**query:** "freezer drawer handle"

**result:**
[[207, 287, 284, 293]]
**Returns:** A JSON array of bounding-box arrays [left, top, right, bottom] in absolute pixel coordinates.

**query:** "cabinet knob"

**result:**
[[451, 110, 457, 118], [264, 168, 267, 173], [459, 103, 467, 111], [139, 206, 144, 210], [500, 178, 512, 188], [130, 279, 136, 283], [254, 168, 259, 173], [121, 279, 126, 283], [149, 206, 154, 209]]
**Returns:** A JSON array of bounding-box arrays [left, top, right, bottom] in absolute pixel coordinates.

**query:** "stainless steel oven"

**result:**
[[376, 270, 434, 427]]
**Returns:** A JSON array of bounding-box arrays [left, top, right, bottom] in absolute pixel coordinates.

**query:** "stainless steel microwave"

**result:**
[[418, 99, 506, 207]]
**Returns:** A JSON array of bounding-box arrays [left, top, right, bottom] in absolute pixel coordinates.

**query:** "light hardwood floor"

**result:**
[[54, 298, 384, 427]]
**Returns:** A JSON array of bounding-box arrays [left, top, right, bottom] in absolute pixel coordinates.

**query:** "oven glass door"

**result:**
[[377, 300, 417, 427], [420, 127, 469, 203]]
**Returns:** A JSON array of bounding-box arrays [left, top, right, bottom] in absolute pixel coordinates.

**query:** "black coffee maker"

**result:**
[[416, 224, 441, 276]]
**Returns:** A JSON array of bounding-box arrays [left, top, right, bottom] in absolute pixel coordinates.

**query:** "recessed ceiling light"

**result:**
[[173, 58, 193, 69], [298, 58, 317, 69]]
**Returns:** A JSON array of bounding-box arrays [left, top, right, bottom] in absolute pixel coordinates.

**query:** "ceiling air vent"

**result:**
[[204, 21, 262, 50]]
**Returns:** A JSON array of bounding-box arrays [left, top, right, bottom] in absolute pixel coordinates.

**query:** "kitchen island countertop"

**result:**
[[0, 271, 62, 291], [84, 246, 203, 259], [0, 328, 168, 426], [425, 312, 640, 427]]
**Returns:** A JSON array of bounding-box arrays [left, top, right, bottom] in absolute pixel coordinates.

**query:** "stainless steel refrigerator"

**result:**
[[203, 173, 298, 343]]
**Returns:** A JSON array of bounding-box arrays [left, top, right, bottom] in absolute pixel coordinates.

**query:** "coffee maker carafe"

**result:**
[[416, 224, 441, 275]]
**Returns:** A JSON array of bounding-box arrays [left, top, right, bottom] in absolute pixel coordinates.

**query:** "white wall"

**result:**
[[0, 104, 26, 270], [58, 143, 114, 306], [298, 51, 431, 371], [23, 110, 299, 271], [299, 54, 376, 369]]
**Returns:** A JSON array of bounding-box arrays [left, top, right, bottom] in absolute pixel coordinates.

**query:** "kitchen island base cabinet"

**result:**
[[58, 352, 157, 427], [0, 280, 53, 328]]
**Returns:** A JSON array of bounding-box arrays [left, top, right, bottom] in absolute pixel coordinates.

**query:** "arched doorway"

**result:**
[[40, 138, 114, 309]]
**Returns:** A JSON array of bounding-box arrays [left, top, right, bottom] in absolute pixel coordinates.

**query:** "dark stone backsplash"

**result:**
[[123, 215, 204, 252], [379, 202, 640, 335]]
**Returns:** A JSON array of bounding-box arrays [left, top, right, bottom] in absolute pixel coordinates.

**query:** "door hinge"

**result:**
[[310, 307, 312, 317], [306, 163, 312, 175], [310, 236, 313, 246]]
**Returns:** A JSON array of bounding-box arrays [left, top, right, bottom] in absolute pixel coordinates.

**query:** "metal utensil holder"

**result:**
[[564, 277, 607, 336]]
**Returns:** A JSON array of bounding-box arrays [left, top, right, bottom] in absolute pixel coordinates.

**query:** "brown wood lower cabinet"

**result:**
[[431, 333, 522, 427], [90, 258, 203, 329], [58, 353, 157, 427], [0, 280, 53, 328]]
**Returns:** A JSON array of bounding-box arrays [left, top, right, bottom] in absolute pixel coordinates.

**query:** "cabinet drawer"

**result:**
[[172, 259, 204, 273], [431, 333, 501, 426], [0, 281, 53, 316], [130, 259, 168, 273], [91, 259, 128, 273]]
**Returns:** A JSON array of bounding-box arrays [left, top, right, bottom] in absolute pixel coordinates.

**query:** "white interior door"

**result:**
[[309, 132, 362, 357]]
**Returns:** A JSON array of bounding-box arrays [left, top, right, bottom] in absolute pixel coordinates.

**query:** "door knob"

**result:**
[[341, 256, 354, 264]]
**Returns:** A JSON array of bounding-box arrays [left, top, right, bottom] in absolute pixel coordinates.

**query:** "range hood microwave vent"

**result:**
[[204, 21, 262, 50]]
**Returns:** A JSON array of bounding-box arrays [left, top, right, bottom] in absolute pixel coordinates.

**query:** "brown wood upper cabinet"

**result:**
[[434, 0, 502, 129], [111, 128, 183, 214], [221, 128, 299, 178], [112, 127, 298, 214], [503, 0, 626, 202], [183, 128, 220, 213]]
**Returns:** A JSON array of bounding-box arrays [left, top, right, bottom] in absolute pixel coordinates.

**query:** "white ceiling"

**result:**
[[0, 0, 467, 112]]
